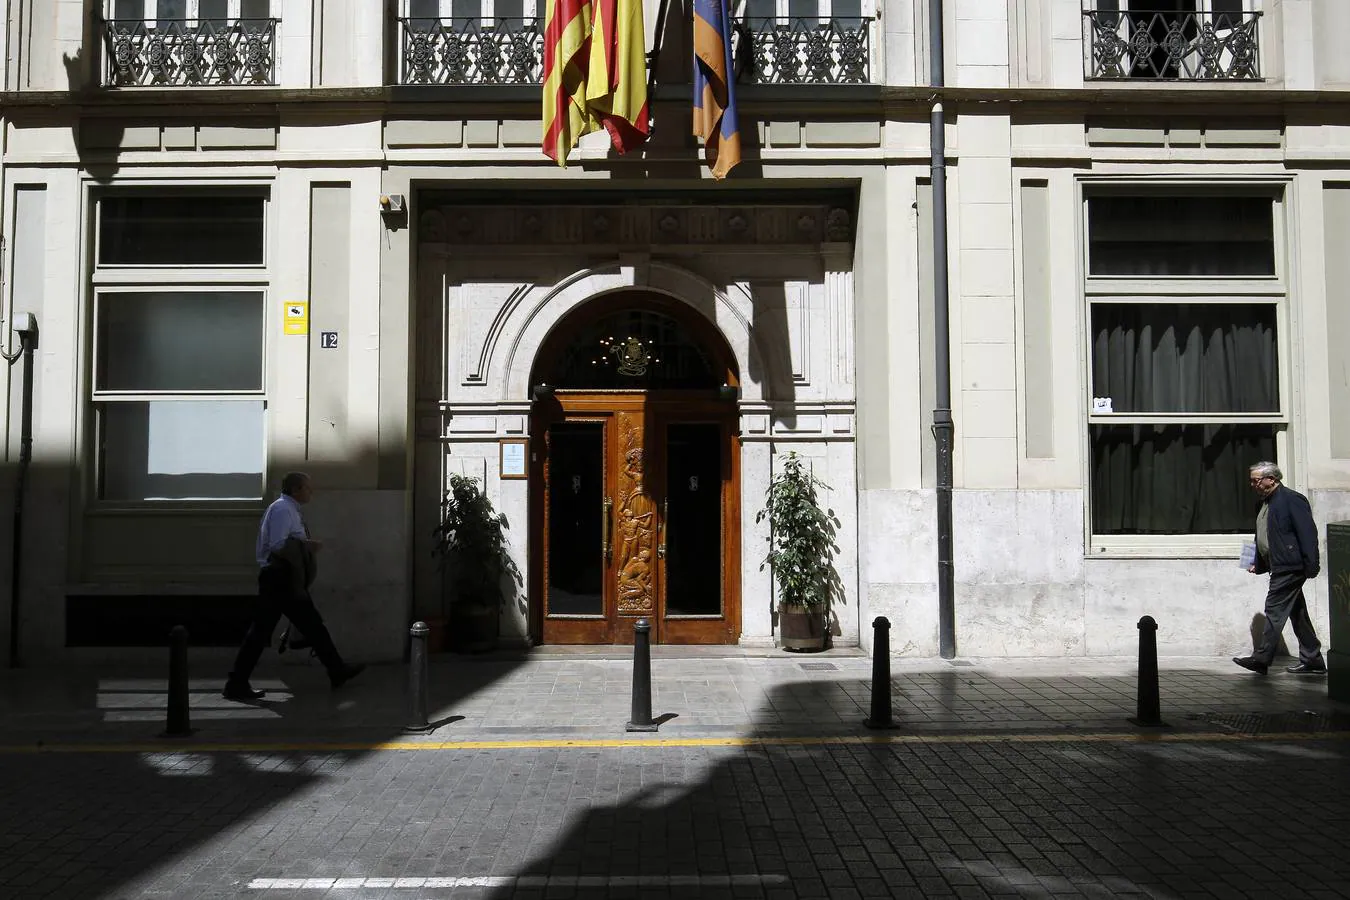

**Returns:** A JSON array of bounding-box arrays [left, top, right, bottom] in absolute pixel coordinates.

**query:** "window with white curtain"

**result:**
[[92, 194, 269, 502], [1084, 190, 1286, 540]]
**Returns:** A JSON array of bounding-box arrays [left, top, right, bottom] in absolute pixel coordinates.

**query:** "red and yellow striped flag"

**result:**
[[542, 0, 595, 164], [586, 0, 649, 154], [542, 0, 649, 165]]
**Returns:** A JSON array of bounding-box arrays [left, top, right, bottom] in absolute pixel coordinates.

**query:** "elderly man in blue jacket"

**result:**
[[1233, 462, 1327, 676]]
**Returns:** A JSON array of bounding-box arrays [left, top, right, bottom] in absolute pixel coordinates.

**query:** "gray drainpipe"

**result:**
[[5, 313, 36, 668], [929, 0, 956, 659]]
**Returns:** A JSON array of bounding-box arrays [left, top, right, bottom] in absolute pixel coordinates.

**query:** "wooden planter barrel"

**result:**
[[778, 606, 826, 652]]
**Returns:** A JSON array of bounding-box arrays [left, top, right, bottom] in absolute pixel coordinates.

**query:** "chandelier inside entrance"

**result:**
[[545, 309, 717, 390], [595, 335, 658, 378]]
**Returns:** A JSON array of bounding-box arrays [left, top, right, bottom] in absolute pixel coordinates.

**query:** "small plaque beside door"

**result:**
[[500, 438, 529, 480]]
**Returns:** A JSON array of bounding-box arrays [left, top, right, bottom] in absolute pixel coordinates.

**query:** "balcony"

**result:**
[[101, 18, 279, 87], [396, 16, 870, 86], [738, 17, 869, 85], [1082, 9, 1260, 81]]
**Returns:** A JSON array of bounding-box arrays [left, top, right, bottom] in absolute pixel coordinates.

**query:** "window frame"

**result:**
[[1079, 178, 1291, 558], [88, 186, 272, 509]]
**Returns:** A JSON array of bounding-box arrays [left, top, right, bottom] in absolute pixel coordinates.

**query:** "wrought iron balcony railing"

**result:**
[[400, 17, 543, 85], [396, 16, 870, 86], [1083, 9, 1260, 80], [737, 17, 869, 85], [101, 18, 279, 87]]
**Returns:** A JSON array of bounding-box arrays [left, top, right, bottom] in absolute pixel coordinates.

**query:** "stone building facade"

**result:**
[[1, 0, 1348, 663]]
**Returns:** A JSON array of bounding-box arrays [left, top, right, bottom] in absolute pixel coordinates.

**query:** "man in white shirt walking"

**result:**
[[223, 472, 364, 701]]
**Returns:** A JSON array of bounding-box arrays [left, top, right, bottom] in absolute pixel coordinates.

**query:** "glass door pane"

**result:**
[[546, 422, 605, 616], [663, 424, 723, 616]]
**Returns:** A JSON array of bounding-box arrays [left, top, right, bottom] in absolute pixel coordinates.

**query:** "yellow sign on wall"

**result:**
[[284, 301, 309, 335]]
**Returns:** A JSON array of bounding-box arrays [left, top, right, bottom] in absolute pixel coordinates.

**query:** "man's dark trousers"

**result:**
[[228, 566, 344, 686], [1253, 571, 1324, 667]]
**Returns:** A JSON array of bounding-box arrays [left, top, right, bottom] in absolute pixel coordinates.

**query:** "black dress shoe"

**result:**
[[1233, 656, 1268, 675], [222, 683, 266, 701], [1286, 661, 1328, 675], [330, 663, 366, 689]]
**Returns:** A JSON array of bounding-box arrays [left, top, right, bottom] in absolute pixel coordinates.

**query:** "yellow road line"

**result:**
[[0, 730, 1347, 754]]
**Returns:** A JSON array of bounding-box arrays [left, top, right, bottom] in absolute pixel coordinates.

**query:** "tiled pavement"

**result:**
[[2, 652, 1350, 898], [0, 650, 1346, 743]]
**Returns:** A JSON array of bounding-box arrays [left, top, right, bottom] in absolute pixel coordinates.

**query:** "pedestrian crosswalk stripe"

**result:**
[[246, 875, 791, 889]]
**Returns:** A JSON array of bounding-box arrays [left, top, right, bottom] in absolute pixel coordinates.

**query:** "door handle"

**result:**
[[657, 496, 668, 559], [602, 496, 613, 561]]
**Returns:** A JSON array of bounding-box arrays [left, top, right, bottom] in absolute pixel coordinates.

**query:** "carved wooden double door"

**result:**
[[534, 392, 740, 644]]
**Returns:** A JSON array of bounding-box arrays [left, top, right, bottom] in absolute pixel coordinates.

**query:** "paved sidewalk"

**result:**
[[0, 650, 1345, 746], [3, 652, 1350, 899]]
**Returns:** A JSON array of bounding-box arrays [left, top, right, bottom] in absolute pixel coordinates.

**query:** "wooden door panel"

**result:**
[[655, 414, 741, 645], [613, 406, 659, 643], [534, 392, 739, 646], [540, 415, 613, 644]]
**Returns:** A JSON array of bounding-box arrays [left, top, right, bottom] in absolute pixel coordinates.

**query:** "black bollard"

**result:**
[[626, 619, 658, 732], [864, 616, 898, 729], [163, 625, 193, 737], [1129, 615, 1166, 727], [403, 621, 433, 734]]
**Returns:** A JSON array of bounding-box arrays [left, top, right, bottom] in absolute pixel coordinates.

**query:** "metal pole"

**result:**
[[1130, 616, 1164, 727], [644, 0, 673, 132], [8, 332, 34, 668], [864, 617, 897, 729], [929, 0, 956, 660], [163, 625, 193, 737], [626, 618, 658, 732], [404, 621, 433, 734]]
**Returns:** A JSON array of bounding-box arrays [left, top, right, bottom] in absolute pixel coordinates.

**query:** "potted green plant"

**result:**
[[431, 473, 522, 653], [756, 452, 841, 652]]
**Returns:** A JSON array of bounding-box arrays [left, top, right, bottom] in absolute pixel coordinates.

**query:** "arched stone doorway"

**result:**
[[528, 291, 742, 644]]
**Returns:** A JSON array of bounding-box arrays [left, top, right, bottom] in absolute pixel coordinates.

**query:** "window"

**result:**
[[110, 0, 272, 23], [1084, 190, 1285, 542], [405, 0, 533, 21], [92, 194, 268, 502]]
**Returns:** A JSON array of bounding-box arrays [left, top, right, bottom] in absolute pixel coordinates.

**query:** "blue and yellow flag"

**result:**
[[692, 0, 741, 179]]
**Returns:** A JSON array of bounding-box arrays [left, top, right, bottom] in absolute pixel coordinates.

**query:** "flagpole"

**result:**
[[645, 0, 672, 133]]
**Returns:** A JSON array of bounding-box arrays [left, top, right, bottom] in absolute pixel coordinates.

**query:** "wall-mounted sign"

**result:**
[[284, 301, 309, 336], [320, 331, 339, 349], [500, 438, 528, 480]]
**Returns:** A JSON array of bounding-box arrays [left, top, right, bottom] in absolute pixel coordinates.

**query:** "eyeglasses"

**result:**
[[1249, 476, 1273, 485]]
